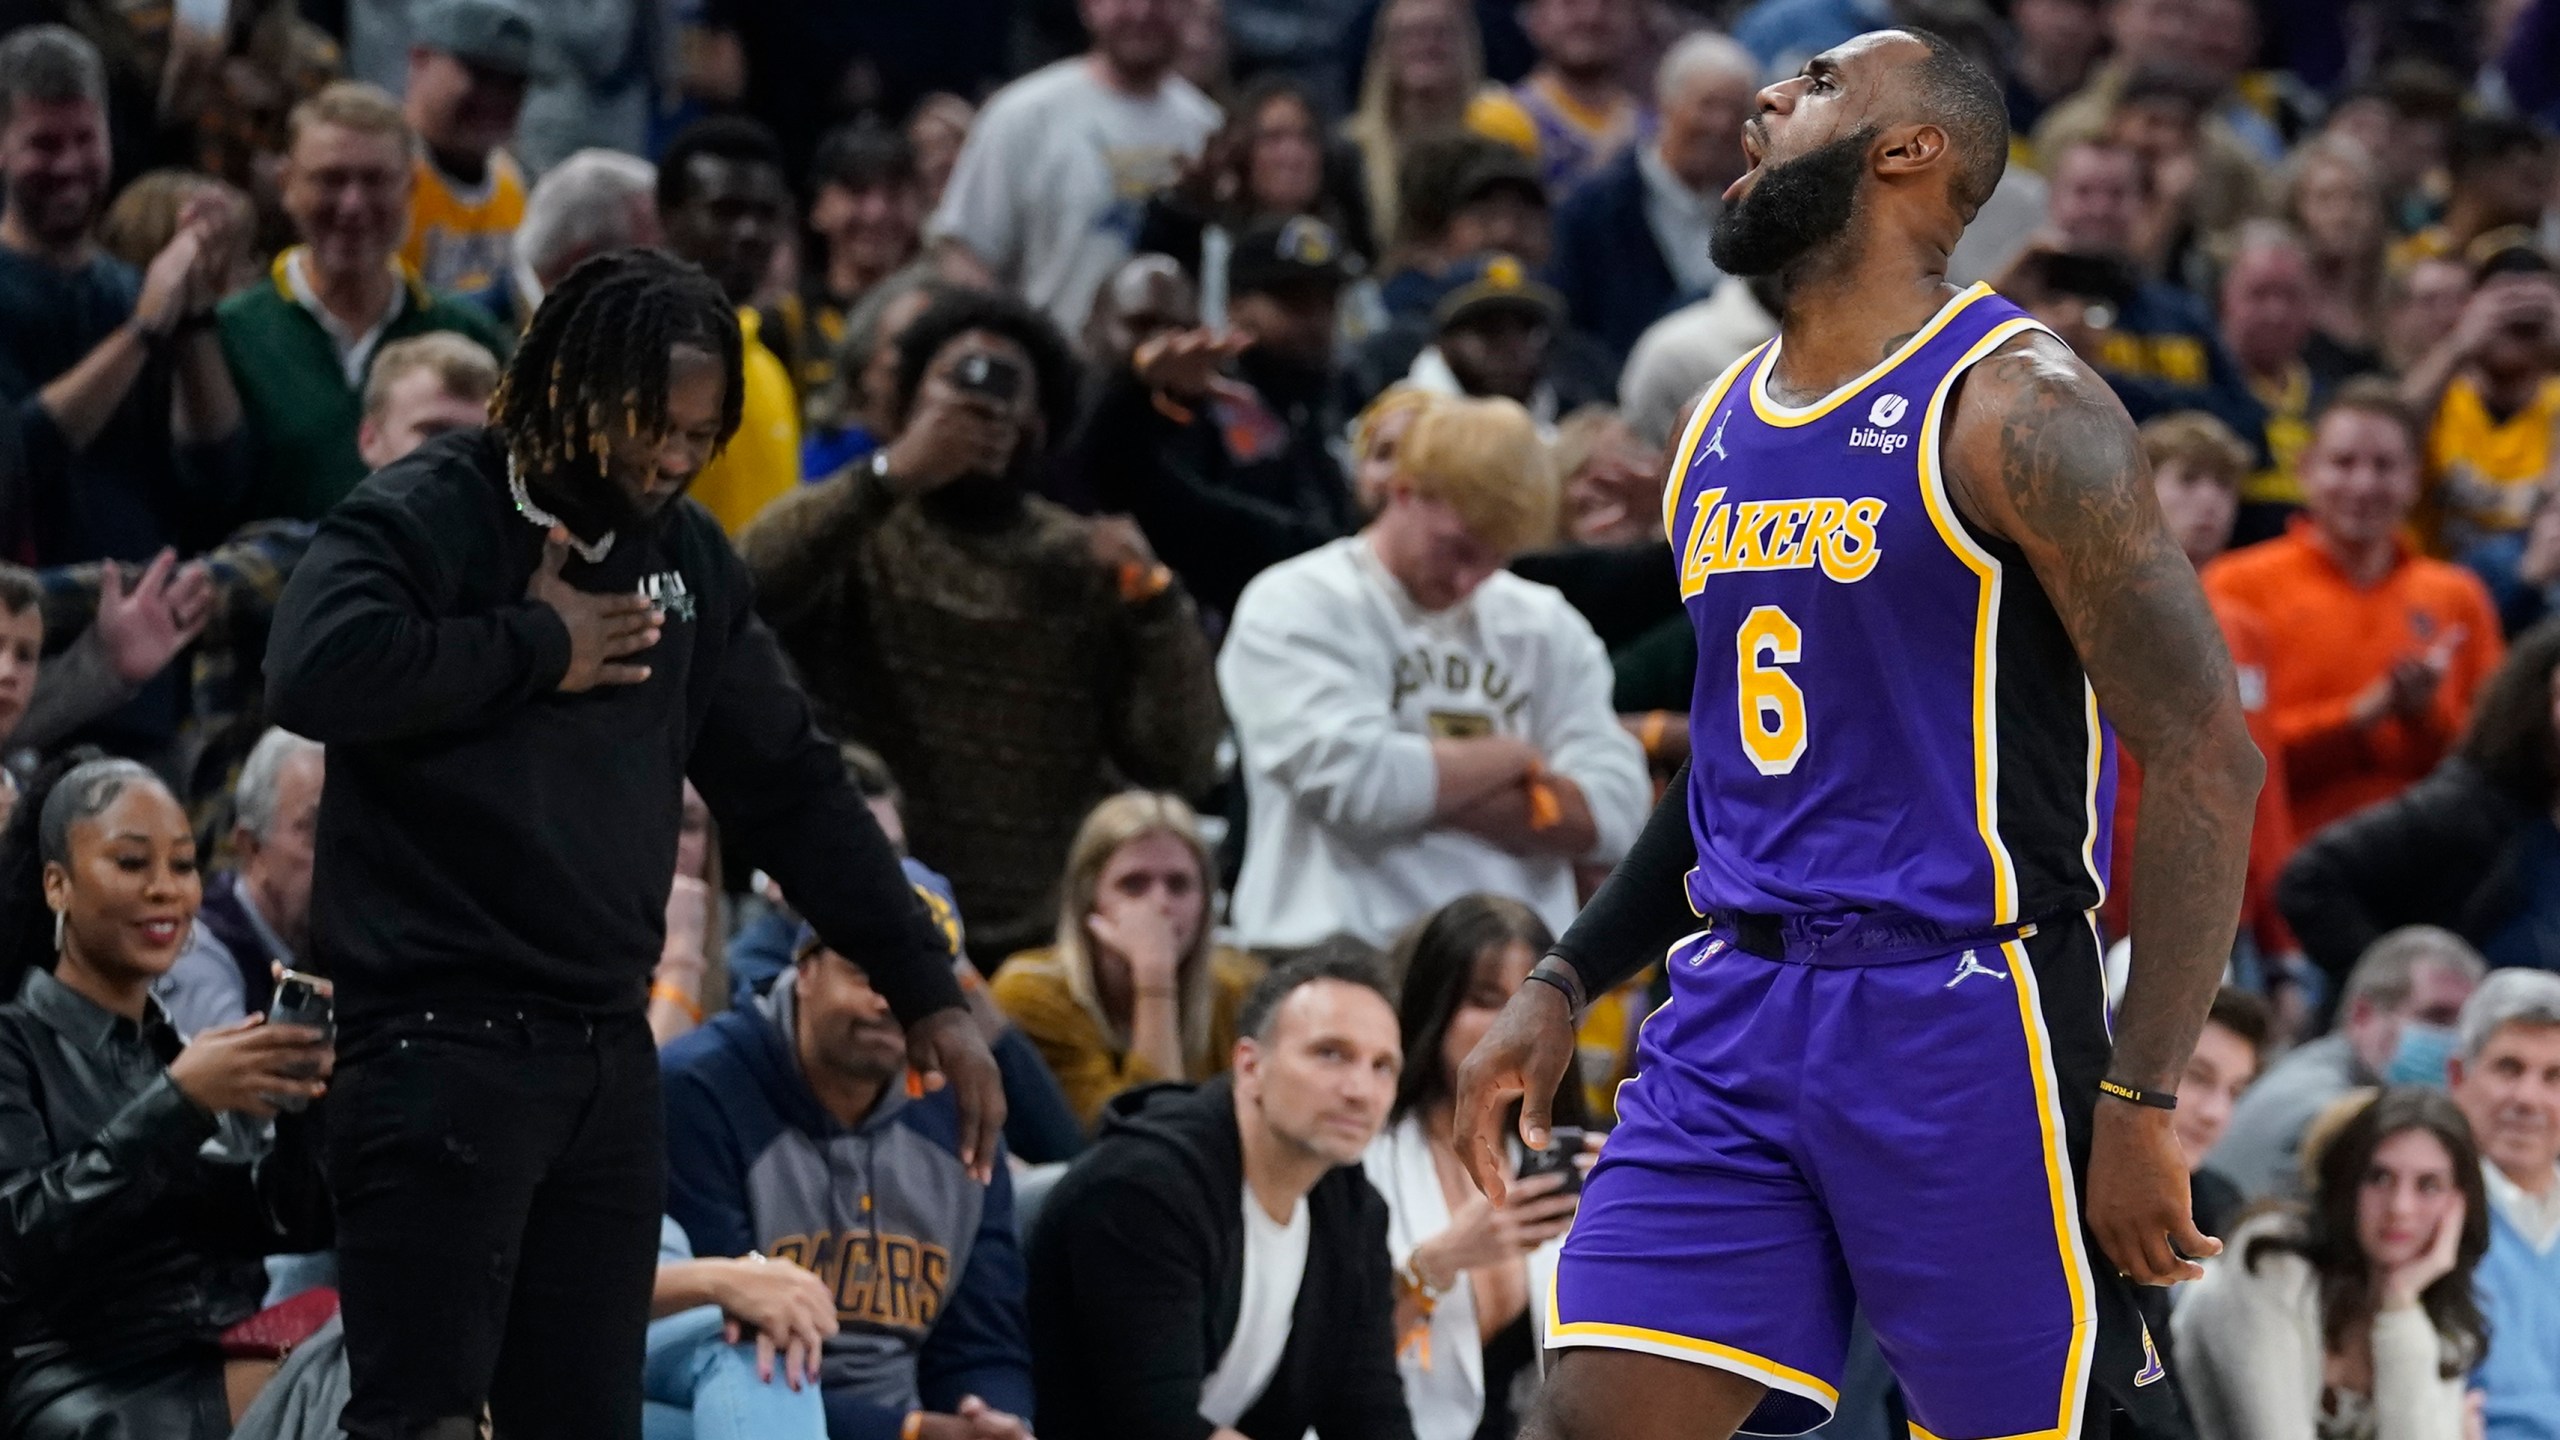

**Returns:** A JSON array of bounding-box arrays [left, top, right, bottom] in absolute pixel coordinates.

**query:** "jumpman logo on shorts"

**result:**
[[1943, 950, 2009, 989], [1701, 409, 1731, 463]]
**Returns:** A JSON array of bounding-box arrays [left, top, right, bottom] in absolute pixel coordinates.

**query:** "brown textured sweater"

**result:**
[[739, 467, 1224, 963]]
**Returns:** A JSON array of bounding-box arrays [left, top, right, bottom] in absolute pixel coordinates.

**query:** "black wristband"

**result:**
[[2097, 1078, 2177, 1110], [1524, 959, 1586, 1014]]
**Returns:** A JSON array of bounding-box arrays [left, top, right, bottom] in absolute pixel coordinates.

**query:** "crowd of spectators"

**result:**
[[2, 0, 2560, 1435]]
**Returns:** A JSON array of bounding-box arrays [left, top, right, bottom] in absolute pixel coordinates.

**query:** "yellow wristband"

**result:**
[[650, 982, 703, 1024], [903, 1410, 925, 1440]]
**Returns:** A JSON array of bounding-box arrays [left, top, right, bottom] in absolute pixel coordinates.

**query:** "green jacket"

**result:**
[[217, 250, 512, 520]]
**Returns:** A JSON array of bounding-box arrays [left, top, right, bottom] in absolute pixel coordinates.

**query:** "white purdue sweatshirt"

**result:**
[[1218, 536, 1652, 950]]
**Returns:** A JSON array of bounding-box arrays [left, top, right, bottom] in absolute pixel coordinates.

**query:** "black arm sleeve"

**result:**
[[1548, 762, 1700, 999]]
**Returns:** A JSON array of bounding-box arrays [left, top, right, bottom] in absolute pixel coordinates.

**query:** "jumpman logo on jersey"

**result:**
[[1700, 409, 1731, 463], [1943, 950, 2009, 989]]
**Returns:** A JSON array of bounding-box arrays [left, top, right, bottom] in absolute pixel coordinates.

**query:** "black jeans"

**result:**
[[324, 1007, 662, 1440]]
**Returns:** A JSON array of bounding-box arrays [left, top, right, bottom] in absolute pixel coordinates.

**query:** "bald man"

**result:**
[[1457, 29, 2259, 1440]]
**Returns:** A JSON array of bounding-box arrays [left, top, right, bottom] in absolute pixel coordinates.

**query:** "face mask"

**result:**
[[2387, 1021, 2458, 1088]]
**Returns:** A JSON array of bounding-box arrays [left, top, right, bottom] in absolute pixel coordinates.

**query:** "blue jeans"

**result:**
[[641, 1306, 827, 1440]]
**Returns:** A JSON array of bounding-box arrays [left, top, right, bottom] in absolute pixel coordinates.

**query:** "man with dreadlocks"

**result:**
[[265, 246, 1003, 1440]]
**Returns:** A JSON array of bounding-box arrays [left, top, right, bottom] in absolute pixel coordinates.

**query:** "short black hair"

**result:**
[[887, 288, 1083, 449], [2450, 113, 2554, 184], [1896, 27, 2009, 220], [2206, 985, 2273, 1066], [0, 24, 103, 132], [810, 121, 919, 197], [657, 115, 788, 216], [1238, 944, 1396, 1042], [493, 248, 744, 486]]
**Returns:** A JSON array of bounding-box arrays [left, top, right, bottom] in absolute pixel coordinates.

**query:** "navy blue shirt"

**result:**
[[0, 245, 233, 565]]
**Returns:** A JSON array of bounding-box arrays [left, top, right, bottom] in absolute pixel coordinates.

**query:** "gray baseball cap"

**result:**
[[414, 0, 536, 77]]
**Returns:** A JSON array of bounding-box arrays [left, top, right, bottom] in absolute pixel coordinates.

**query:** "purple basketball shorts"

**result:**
[[1549, 915, 2187, 1439]]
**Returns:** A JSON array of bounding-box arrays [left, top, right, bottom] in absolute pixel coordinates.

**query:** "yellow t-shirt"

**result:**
[[2423, 373, 2560, 554], [402, 152, 526, 314], [2242, 364, 2314, 509], [690, 309, 803, 535], [1464, 87, 1539, 159], [991, 945, 1264, 1131]]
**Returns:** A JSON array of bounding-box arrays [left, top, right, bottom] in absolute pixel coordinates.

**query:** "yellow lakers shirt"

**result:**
[[403, 152, 526, 317], [2424, 373, 2560, 554]]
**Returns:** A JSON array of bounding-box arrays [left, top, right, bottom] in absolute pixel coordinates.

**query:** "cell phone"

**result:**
[[949, 352, 1024, 404], [265, 969, 335, 1113], [1517, 1126, 1587, 1195]]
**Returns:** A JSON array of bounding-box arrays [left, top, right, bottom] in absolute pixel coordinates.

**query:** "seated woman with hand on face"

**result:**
[[991, 791, 1262, 1132], [2174, 1087, 2489, 1440], [0, 755, 335, 1440]]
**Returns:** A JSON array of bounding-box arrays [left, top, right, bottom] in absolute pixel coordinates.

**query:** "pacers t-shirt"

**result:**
[[403, 151, 526, 321], [2423, 373, 2560, 556]]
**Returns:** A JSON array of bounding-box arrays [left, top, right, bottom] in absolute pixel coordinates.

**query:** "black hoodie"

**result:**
[[264, 428, 963, 1032], [1024, 1075, 1412, 1440]]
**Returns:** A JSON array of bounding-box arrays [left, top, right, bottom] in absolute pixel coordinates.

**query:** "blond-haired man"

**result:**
[[217, 80, 511, 522], [1219, 395, 1651, 950]]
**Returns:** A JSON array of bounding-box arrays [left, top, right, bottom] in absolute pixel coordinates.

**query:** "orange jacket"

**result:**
[[2103, 599, 2297, 952], [2202, 522, 2505, 838]]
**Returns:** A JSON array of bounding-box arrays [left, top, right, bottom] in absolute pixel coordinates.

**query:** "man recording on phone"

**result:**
[[741, 288, 1222, 969], [264, 247, 1003, 1440], [2005, 138, 2268, 448]]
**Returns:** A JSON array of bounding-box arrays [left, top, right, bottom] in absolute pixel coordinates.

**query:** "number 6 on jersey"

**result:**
[[1736, 604, 1807, 775]]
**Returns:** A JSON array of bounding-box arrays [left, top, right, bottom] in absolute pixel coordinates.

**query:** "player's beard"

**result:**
[[1709, 126, 1875, 279]]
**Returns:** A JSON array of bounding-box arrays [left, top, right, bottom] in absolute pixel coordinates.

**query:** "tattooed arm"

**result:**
[[1946, 330, 2264, 1286]]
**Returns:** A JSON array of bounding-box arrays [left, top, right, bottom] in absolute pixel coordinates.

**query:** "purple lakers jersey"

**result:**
[[1664, 283, 2116, 929]]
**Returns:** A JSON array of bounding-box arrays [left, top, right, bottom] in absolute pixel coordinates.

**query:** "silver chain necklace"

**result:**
[[507, 454, 615, 564]]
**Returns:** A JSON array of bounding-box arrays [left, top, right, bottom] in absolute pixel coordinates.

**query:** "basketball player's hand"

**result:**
[[168, 1016, 332, 1119], [2087, 1099, 2219, 1285], [909, 1008, 1007, 1184], [530, 531, 660, 691], [715, 1254, 837, 1390], [1453, 980, 1579, 1204]]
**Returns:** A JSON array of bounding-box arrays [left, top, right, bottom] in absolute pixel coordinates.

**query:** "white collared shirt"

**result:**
[[1637, 143, 1724, 296], [2483, 1159, 2560, 1254], [283, 249, 407, 388]]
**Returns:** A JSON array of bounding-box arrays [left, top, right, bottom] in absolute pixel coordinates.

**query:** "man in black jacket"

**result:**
[[264, 247, 1001, 1440], [1072, 216, 1362, 621], [1026, 951, 1414, 1440]]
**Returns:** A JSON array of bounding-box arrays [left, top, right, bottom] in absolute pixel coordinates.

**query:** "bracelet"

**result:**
[[650, 981, 704, 1024], [1397, 1254, 1450, 1304], [902, 1410, 925, 1440], [2097, 1078, 2176, 1110], [1117, 559, 1173, 605], [1524, 960, 1585, 1014], [1638, 710, 1671, 759]]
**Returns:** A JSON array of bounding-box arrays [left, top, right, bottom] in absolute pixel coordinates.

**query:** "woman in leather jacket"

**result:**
[[0, 755, 334, 1439], [2281, 619, 2560, 984]]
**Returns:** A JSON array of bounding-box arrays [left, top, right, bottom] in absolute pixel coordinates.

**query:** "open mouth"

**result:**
[[1727, 129, 1768, 203], [137, 918, 185, 948]]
